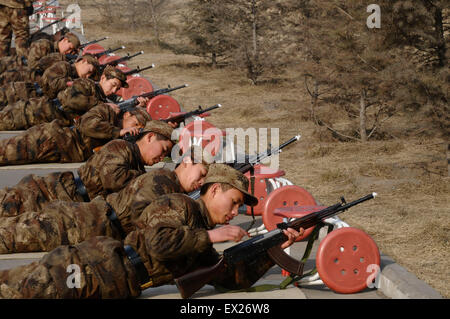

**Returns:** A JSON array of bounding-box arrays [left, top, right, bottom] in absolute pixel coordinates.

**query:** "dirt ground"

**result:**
[[65, 1, 449, 298]]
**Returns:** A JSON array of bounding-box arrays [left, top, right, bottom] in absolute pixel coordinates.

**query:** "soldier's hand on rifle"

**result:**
[[120, 127, 141, 137], [280, 227, 304, 249], [207, 225, 249, 243], [167, 121, 178, 129], [136, 96, 149, 107]]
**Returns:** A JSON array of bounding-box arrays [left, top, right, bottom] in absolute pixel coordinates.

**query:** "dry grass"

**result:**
[[67, 1, 450, 298]]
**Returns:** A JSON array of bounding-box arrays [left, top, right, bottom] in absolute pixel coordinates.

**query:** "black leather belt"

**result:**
[[73, 173, 90, 202], [123, 245, 153, 290], [105, 202, 126, 239]]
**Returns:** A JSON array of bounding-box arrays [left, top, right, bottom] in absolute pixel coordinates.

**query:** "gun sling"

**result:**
[[105, 202, 127, 239], [123, 245, 154, 290], [73, 172, 90, 202]]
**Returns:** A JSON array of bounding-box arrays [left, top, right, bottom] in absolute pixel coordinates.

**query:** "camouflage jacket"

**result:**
[[124, 193, 275, 289], [73, 103, 121, 158], [27, 39, 58, 70], [39, 60, 77, 99], [106, 169, 183, 234], [57, 78, 107, 119], [77, 139, 146, 200]]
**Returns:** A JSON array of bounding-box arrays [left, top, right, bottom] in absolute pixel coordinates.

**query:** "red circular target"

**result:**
[[262, 185, 317, 241], [316, 227, 381, 294], [121, 77, 153, 101], [146, 95, 181, 120], [82, 43, 105, 55]]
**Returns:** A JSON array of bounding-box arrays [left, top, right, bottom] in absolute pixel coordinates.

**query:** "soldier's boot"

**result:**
[[0, 236, 141, 298]]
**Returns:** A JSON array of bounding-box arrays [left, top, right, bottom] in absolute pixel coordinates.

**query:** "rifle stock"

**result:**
[[174, 258, 225, 299]]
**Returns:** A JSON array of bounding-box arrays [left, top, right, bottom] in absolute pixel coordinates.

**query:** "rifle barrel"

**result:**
[[124, 64, 155, 76]]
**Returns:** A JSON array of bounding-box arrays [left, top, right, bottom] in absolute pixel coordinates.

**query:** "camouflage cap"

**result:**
[[79, 54, 100, 80], [64, 32, 81, 50], [140, 120, 174, 140], [103, 65, 129, 88], [128, 106, 151, 126], [203, 163, 258, 207]]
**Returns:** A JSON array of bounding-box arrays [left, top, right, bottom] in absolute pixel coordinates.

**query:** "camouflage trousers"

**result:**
[[0, 197, 121, 254], [0, 6, 29, 58], [0, 97, 71, 130], [0, 120, 86, 166], [0, 81, 38, 107], [0, 236, 142, 298], [0, 55, 25, 75], [0, 171, 86, 217], [0, 66, 37, 88]]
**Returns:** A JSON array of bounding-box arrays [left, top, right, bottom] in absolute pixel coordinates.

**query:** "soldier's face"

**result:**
[[207, 184, 244, 225], [58, 38, 76, 55], [76, 60, 95, 78], [100, 76, 122, 96], [139, 134, 173, 166], [122, 114, 143, 130], [178, 161, 208, 192]]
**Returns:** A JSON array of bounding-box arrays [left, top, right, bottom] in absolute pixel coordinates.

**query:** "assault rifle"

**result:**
[[118, 84, 188, 113], [123, 64, 155, 77], [65, 46, 126, 63], [30, 16, 66, 37], [187, 135, 301, 200], [93, 46, 125, 58], [174, 192, 377, 298], [162, 104, 222, 125], [98, 51, 145, 73], [79, 37, 109, 49]]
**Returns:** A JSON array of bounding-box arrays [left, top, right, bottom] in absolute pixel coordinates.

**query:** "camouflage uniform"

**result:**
[[0, 165, 273, 299], [0, 60, 78, 107], [0, 65, 127, 130], [0, 54, 99, 107], [0, 140, 144, 218], [0, 169, 183, 254], [0, 236, 142, 298], [0, 33, 80, 85], [0, 77, 106, 130], [0, 52, 64, 87], [0, 121, 174, 217], [0, 0, 32, 58], [0, 104, 149, 166]]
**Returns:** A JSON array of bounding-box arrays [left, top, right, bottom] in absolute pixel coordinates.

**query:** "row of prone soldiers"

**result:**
[[0, 21, 159, 166], [0, 115, 302, 299], [0, 17, 303, 298]]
